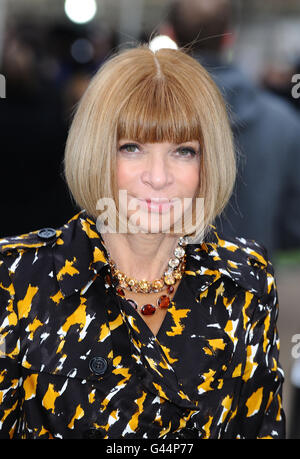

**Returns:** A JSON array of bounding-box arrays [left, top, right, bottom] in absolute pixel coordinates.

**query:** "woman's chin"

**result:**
[[126, 211, 185, 234]]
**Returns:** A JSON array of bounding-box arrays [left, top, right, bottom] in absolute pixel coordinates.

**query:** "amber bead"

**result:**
[[157, 295, 171, 309], [127, 278, 137, 290], [141, 304, 156, 315], [152, 279, 164, 291], [139, 280, 151, 293], [164, 274, 175, 285]]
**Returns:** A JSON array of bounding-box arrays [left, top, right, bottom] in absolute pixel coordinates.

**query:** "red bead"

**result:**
[[167, 285, 174, 294], [116, 287, 125, 297], [104, 274, 111, 286], [157, 295, 171, 309], [141, 304, 156, 315]]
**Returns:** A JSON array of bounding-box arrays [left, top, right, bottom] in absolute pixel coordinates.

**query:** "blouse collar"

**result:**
[[52, 211, 269, 299]]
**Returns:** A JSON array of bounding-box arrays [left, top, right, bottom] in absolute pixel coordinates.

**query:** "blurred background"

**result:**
[[0, 0, 299, 438]]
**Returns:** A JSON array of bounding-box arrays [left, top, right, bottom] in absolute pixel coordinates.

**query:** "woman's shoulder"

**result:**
[[0, 227, 60, 254], [0, 211, 87, 259], [187, 224, 274, 301], [205, 224, 269, 267], [0, 211, 108, 298], [0, 224, 63, 294], [0, 225, 62, 274]]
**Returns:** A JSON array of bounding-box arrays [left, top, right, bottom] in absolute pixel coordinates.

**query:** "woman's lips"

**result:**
[[137, 198, 177, 214]]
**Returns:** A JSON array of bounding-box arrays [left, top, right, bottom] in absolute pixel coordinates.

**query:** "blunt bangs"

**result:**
[[117, 75, 203, 145]]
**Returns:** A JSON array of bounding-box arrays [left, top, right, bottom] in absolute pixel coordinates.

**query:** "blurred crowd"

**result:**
[[0, 1, 299, 257], [0, 0, 300, 439], [0, 19, 118, 236]]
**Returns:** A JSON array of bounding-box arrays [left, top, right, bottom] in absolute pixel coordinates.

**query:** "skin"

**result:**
[[102, 139, 201, 335]]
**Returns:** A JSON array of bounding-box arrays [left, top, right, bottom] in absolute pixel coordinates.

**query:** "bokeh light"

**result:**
[[64, 0, 97, 25]]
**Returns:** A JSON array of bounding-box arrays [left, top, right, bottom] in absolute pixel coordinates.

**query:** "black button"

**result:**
[[89, 357, 108, 376], [83, 428, 105, 439], [37, 228, 56, 240]]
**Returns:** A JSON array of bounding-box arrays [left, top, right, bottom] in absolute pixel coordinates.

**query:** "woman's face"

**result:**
[[116, 139, 201, 234]]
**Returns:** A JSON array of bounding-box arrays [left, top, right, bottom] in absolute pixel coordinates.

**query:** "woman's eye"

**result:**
[[119, 143, 140, 153], [176, 147, 197, 157]]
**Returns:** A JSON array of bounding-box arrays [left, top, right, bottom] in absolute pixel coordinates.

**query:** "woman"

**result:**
[[0, 44, 285, 439]]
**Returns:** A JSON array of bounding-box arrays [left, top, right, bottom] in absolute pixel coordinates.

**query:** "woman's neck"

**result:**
[[101, 232, 179, 280]]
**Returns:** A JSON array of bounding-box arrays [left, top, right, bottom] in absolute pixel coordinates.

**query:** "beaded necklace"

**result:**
[[107, 236, 188, 315]]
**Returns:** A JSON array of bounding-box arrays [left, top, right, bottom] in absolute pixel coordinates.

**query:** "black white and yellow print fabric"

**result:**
[[0, 211, 285, 438]]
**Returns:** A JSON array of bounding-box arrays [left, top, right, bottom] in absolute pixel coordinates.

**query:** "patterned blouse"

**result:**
[[0, 211, 285, 439]]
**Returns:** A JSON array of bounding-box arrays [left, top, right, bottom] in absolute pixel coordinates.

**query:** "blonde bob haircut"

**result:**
[[64, 44, 236, 242]]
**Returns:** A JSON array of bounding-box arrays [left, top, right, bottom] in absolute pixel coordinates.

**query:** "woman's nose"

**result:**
[[141, 151, 173, 190]]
